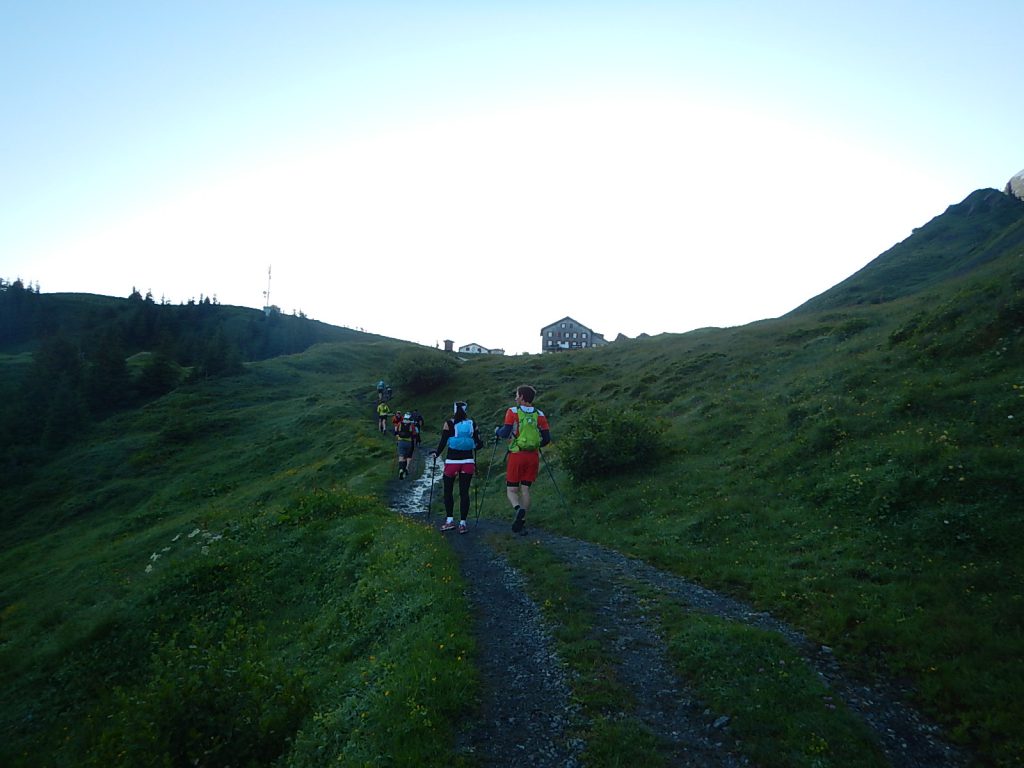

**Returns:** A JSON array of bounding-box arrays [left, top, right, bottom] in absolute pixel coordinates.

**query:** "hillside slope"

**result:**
[[0, 287, 372, 358], [791, 188, 1024, 313], [1, 188, 1022, 765]]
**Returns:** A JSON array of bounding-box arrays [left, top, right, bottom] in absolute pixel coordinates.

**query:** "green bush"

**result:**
[[389, 349, 456, 395], [559, 404, 668, 483]]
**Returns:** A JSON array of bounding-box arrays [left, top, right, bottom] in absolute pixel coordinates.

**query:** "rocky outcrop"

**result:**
[[1005, 168, 1024, 202]]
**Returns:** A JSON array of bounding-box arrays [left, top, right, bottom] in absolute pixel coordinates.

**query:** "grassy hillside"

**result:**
[[792, 188, 1024, 313], [0, 285, 382, 478], [0, 287, 367, 359], [1, 339, 485, 766], [1, 194, 1022, 765]]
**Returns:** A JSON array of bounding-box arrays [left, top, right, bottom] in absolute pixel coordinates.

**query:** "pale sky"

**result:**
[[2, 2, 1021, 355]]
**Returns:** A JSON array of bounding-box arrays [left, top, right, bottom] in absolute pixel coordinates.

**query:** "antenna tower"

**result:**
[[263, 266, 272, 315]]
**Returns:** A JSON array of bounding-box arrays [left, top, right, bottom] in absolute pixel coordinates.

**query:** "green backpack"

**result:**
[[511, 408, 542, 451]]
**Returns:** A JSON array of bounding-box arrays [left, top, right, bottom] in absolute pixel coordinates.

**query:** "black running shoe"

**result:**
[[512, 507, 526, 533]]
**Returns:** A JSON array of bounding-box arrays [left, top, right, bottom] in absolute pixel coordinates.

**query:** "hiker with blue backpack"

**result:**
[[495, 385, 551, 533], [431, 401, 484, 533]]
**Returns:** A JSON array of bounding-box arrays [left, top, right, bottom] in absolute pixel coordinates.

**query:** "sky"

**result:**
[[2, 1, 1021, 355]]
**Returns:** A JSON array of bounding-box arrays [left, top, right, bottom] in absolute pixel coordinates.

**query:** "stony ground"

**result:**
[[389, 456, 971, 768]]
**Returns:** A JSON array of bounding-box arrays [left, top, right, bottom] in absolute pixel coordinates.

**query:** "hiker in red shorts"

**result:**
[[494, 385, 551, 533]]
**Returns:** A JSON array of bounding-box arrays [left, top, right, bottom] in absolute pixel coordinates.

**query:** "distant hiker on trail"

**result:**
[[377, 380, 386, 401], [395, 411, 419, 479], [411, 409, 425, 450], [376, 400, 392, 433], [385, 385, 393, 401], [430, 401, 483, 534], [495, 385, 551, 533]]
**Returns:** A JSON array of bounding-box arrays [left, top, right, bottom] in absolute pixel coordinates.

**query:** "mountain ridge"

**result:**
[[790, 187, 1024, 315], [5, 186, 1023, 359]]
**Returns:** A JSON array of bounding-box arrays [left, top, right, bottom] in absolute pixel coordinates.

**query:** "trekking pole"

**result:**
[[426, 456, 437, 521], [470, 447, 478, 527], [476, 438, 500, 522], [540, 449, 573, 523]]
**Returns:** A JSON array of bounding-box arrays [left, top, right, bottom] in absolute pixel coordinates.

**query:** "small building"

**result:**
[[540, 317, 607, 352], [458, 342, 505, 355]]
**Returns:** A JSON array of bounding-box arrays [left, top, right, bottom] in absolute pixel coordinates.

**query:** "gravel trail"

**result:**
[[389, 455, 970, 767]]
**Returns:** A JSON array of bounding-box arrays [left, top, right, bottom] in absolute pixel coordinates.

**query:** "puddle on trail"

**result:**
[[390, 461, 440, 518]]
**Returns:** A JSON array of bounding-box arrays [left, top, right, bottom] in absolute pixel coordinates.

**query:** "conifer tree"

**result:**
[[84, 329, 132, 413], [41, 375, 89, 450], [137, 348, 180, 397]]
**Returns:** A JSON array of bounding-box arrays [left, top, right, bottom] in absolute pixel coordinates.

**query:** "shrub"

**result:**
[[389, 349, 456, 395], [559, 404, 668, 483]]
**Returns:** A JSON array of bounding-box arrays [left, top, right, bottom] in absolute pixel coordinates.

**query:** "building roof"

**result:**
[[540, 316, 591, 333]]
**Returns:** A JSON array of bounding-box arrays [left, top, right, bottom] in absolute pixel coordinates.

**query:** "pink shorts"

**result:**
[[506, 451, 539, 485], [443, 463, 476, 478]]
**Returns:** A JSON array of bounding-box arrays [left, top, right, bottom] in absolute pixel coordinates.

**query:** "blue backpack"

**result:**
[[448, 419, 475, 451]]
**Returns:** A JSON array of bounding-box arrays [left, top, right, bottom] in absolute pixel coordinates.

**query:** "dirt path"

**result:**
[[389, 458, 970, 767], [447, 519, 582, 766]]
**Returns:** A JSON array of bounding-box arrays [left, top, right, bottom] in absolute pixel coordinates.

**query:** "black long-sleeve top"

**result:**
[[434, 417, 484, 462]]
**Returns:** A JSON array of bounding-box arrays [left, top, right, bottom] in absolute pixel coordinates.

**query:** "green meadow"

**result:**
[[1, 189, 1022, 766]]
